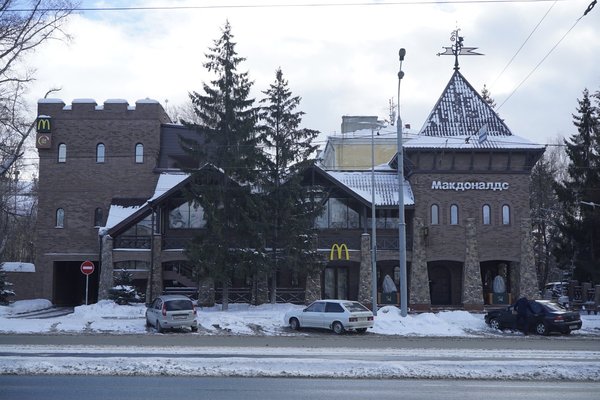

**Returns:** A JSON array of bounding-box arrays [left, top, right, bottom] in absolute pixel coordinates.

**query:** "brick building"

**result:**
[[30, 69, 544, 310]]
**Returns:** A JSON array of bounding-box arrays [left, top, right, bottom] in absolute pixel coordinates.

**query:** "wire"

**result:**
[[497, 0, 596, 110], [489, 0, 557, 90], [7, 0, 571, 12]]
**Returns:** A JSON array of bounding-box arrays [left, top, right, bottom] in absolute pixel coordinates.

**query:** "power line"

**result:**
[[7, 0, 571, 12], [489, 0, 558, 90], [497, 0, 596, 110]]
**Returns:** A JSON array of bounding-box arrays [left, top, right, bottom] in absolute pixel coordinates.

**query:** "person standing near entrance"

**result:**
[[514, 296, 530, 335]]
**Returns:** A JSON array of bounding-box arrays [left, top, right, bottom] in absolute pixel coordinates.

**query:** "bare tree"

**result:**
[[0, 0, 75, 176], [0, 0, 74, 264]]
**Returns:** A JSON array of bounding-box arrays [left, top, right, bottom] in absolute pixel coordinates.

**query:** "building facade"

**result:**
[[29, 69, 544, 311]]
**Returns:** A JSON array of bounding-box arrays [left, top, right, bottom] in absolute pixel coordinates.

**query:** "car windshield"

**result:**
[[542, 302, 566, 312], [343, 302, 369, 312], [165, 300, 193, 311]]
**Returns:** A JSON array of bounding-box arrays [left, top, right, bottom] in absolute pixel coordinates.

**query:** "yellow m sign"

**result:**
[[330, 243, 349, 261], [36, 117, 51, 133]]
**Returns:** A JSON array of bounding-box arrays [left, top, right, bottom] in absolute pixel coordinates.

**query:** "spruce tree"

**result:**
[[259, 68, 324, 303], [481, 84, 496, 109], [181, 21, 267, 309], [0, 266, 15, 305], [554, 89, 600, 283]]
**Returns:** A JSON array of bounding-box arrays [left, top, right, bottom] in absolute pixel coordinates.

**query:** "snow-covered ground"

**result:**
[[1, 299, 600, 380]]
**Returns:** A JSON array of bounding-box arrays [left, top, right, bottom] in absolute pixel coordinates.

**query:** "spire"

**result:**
[[437, 29, 483, 71]]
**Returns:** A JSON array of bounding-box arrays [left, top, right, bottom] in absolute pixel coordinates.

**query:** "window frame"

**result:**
[[135, 143, 144, 164], [450, 204, 459, 225], [96, 143, 105, 163], [57, 143, 67, 163], [56, 208, 65, 228], [502, 204, 511, 225], [430, 204, 439, 225], [482, 204, 491, 225]]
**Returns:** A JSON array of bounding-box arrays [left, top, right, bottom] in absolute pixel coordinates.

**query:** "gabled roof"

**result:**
[[419, 70, 512, 138], [314, 165, 414, 207]]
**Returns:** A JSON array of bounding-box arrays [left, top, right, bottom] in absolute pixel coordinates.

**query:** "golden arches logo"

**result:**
[[36, 117, 51, 133], [329, 243, 349, 261]]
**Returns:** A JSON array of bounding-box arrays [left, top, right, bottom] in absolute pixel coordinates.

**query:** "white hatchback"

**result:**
[[145, 295, 198, 333], [284, 299, 374, 334]]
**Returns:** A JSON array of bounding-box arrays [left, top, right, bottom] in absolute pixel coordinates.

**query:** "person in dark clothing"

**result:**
[[514, 296, 530, 334]]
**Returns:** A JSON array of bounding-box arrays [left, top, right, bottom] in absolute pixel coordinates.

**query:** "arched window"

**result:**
[[482, 204, 491, 225], [135, 143, 144, 163], [450, 204, 459, 225], [57, 143, 67, 163], [502, 205, 511, 225], [430, 204, 439, 225], [96, 143, 105, 163], [56, 208, 65, 228], [94, 207, 104, 227]]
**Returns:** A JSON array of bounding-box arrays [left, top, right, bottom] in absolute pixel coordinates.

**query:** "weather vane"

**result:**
[[437, 29, 483, 71]]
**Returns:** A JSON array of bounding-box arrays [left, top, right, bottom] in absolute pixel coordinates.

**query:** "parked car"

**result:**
[[145, 295, 198, 333], [284, 299, 374, 334], [485, 299, 582, 335]]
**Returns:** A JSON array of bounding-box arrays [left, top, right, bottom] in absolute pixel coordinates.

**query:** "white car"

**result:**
[[145, 295, 198, 333], [284, 299, 374, 334]]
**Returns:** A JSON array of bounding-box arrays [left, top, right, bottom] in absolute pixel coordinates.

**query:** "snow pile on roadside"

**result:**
[[1, 298, 599, 336]]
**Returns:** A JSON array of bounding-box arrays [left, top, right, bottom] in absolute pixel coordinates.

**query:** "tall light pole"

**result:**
[[396, 48, 408, 317], [371, 125, 378, 316]]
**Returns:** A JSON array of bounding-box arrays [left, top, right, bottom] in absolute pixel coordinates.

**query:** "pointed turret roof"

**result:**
[[419, 70, 512, 137]]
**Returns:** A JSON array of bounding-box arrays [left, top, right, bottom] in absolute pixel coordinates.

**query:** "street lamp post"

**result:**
[[396, 48, 408, 317], [371, 126, 378, 316]]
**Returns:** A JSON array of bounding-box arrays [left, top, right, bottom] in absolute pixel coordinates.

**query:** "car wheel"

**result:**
[[156, 320, 164, 333], [191, 325, 198, 332], [563, 329, 571, 335], [356, 328, 367, 334], [289, 318, 300, 330], [332, 321, 344, 335], [535, 321, 548, 336], [489, 318, 501, 331], [145, 318, 151, 328]]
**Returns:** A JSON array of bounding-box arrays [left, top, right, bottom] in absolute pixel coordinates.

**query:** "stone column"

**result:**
[[98, 234, 114, 300], [145, 234, 163, 303], [197, 277, 215, 307], [519, 218, 539, 299], [358, 233, 373, 308], [410, 217, 431, 311], [463, 217, 484, 310], [253, 273, 269, 305]]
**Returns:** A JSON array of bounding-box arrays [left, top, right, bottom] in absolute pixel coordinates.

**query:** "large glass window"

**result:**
[[169, 202, 207, 229], [450, 204, 459, 225], [315, 198, 360, 229], [58, 143, 66, 163], [96, 143, 105, 163], [502, 205, 511, 225], [56, 208, 64, 228], [94, 207, 104, 227], [431, 204, 439, 225], [135, 143, 144, 163], [482, 204, 491, 225]]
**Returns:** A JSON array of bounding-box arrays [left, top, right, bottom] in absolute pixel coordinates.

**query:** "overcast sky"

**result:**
[[24, 0, 600, 148]]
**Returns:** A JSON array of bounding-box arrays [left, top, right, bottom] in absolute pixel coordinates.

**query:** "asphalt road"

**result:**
[[1, 333, 599, 351], [1, 376, 600, 400]]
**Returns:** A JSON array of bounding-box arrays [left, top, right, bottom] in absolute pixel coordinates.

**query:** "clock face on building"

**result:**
[[36, 133, 51, 149]]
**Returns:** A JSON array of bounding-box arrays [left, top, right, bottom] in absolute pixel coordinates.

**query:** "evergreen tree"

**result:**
[[481, 84, 496, 109], [0, 265, 15, 305], [259, 68, 324, 303], [108, 270, 142, 305], [554, 89, 600, 283], [181, 21, 267, 309]]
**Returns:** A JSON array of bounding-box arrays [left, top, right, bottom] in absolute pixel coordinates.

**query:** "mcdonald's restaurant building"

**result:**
[[29, 69, 544, 311]]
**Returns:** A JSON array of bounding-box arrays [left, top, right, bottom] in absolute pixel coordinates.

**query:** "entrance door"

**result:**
[[323, 266, 348, 299], [53, 261, 99, 306], [429, 265, 451, 305]]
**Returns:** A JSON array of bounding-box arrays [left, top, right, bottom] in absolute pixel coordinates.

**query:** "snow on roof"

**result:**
[[37, 98, 64, 104], [72, 98, 97, 104], [105, 99, 128, 104], [135, 98, 160, 104], [405, 132, 545, 150], [102, 172, 190, 233], [1, 262, 35, 273], [325, 170, 414, 206], [419, 70, 513, 138]]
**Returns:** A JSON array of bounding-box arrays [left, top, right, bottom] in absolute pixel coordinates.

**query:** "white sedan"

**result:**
[[284, 299, 374, 334]]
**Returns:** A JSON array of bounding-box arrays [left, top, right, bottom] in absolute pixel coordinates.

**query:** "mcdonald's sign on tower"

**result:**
[[35, 116, 52, 149], [36, 116, 51, 133]]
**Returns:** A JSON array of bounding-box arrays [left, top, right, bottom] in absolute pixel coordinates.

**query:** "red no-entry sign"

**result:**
[[80, 260, 95, 276]]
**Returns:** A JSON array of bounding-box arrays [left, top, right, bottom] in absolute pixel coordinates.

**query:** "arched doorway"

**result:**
[[428, 261, 462, 306]]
